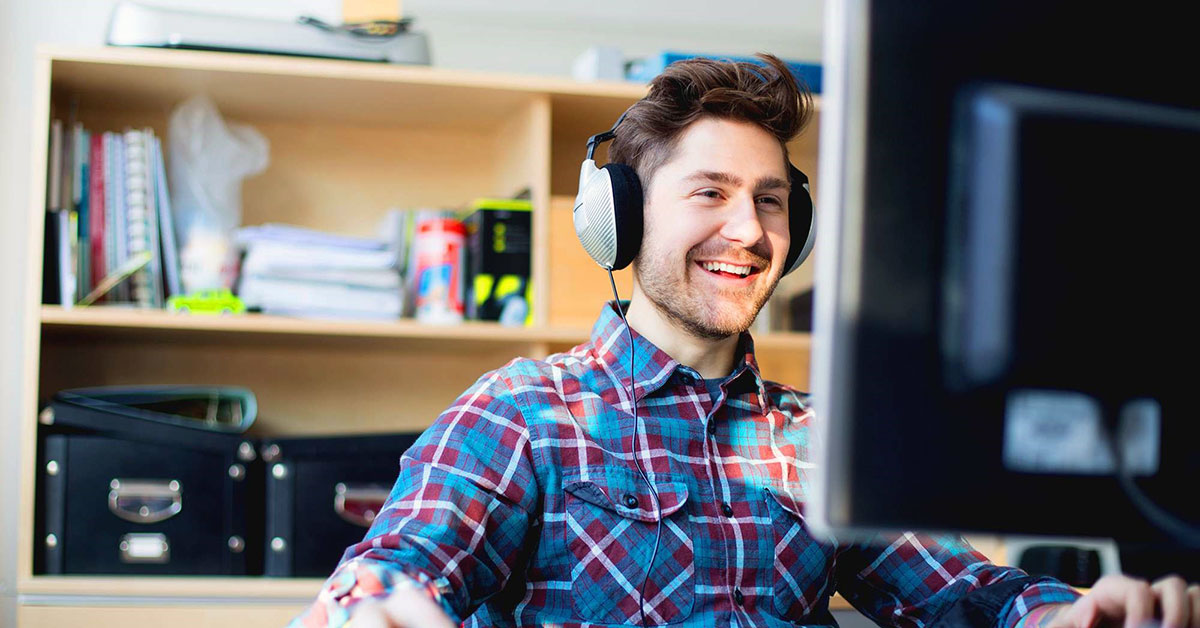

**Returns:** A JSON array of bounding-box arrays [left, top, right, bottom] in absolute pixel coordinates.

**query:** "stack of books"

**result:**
[[235, 223, 403, 320], [43, 117, 181, 309]]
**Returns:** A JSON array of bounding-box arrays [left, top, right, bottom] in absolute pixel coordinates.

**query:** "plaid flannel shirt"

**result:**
[[293, 302, 1080, 627]]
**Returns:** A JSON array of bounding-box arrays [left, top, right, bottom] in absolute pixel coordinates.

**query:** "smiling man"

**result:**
[[292, 55, 1198, 628], [624, 116, 790, 372]]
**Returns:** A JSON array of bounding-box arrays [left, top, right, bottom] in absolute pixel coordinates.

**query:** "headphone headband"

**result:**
[[586, 106, 634, 160]]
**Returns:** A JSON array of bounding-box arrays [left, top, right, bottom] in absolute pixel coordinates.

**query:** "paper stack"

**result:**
[[235, 223, 403, 320]]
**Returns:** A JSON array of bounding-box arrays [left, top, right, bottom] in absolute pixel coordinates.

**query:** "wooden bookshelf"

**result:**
[[16, 45, 829, 624]]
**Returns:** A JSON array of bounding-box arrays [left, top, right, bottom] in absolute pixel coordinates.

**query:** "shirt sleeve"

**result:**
[[833, 532, 1081, 627], [288, 366, 541, 627]]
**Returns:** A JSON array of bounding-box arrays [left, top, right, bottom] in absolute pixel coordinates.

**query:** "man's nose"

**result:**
[[719, 193, 766, 246]]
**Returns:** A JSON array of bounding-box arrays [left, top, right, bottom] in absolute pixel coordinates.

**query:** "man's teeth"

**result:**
[[700, 261, 752, 277]]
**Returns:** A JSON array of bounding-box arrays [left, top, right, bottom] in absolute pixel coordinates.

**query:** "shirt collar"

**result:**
[[727, 332, 768, 406], [589, 301, 768, 406]]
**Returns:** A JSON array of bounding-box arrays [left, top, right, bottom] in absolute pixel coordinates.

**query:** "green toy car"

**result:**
[[166, 290, 247, 315]]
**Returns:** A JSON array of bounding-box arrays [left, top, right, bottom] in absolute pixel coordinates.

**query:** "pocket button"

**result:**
[[622, 493, 639, 509]]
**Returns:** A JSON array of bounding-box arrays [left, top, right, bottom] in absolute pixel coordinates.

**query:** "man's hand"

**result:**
[[1043, 573, 1200, 628], [347, 583, 458, 628]]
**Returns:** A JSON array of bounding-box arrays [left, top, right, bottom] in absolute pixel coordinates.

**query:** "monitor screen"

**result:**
[[808, 0, 1199, 555]]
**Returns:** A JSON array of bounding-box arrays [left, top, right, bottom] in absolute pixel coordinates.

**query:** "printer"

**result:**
[[107, 2, 431, 65]]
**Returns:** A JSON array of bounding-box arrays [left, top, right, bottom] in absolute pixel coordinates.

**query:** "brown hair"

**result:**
[[608, 53, 813, 190]]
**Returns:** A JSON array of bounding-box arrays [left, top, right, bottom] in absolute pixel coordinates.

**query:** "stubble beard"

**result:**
[[633, 244, 780, 341]]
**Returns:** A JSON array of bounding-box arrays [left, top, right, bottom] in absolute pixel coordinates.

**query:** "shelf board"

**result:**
[[40, 305, 586, 346], [18, 574, 852, 610], [40, 305, 811, 351], [42, 45, 819, 130], [19, 575, 322, 602], [43, 44, 652, 99], [42, 44, 651, 128]]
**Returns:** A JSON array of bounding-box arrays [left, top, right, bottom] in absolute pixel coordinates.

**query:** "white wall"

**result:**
[[407, 0, 822, 76], [0, 1, 821, 624]]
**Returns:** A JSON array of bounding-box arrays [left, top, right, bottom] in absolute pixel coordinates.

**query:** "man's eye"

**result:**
[[698, 190, 722, 199], [757, 196, 782, 206]]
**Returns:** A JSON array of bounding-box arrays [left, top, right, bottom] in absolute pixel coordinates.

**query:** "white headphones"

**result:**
[[573, 109, 816, 274]]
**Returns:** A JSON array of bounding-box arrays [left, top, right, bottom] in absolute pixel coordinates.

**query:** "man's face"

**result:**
[[633, 117, 792, 340]]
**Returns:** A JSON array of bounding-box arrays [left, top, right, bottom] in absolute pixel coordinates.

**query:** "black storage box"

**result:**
[[36, 388, 262, 575], [261, 433, 419, 577]]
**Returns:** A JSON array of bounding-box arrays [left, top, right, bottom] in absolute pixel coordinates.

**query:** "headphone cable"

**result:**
[[608, 270, 663, 627]]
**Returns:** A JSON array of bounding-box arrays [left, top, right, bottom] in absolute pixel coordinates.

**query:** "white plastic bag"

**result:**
[[168, 95, 269, 292]]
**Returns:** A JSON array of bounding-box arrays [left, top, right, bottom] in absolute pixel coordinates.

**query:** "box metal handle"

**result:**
[[108, 479, 182, 524], [333, 483, 390, 527]]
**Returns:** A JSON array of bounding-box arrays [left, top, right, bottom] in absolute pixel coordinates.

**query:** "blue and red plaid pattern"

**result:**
[[292, 301, 1080, 627]]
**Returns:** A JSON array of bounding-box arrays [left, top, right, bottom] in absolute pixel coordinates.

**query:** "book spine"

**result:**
[[124, 129, 152, 308], [41, 213, 60, 304], [153, 136, 182, 299], [59, 117, 73, 221], [142, 128, 163, 308], [112, 134, 129, 302], [74, 124, 88, 302], [103, 132, 119, 302], [46, 120, 62, 212], [89, 133, 106, 291], [56, 210, 75, 308], [71, 123, 85, 209]]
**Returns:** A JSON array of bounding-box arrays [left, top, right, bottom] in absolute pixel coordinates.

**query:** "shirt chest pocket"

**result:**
[[763, 484, 838, 621], [563, 469, 695, 625]]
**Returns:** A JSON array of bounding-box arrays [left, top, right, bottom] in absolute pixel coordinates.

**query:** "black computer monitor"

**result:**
[[808, 0, 1199, 565]]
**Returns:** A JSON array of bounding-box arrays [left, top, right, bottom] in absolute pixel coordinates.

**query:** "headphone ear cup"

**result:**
[[601, 163, 644, 271], [784, 164, 816, 275]]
